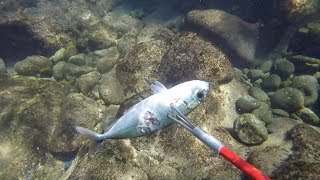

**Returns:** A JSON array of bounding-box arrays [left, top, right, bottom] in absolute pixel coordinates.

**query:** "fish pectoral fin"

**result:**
[[150, 81, 167, 94]]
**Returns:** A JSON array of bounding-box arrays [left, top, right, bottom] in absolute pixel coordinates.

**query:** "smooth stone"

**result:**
[[252, 102, 273, 125], [52, 61, 66, 81], [248, 86, 269, 102], [259, 60, 273, 73], [291, 75, 318, 106], [76, 71, 101, 95], [233, 113, 268, 145], [280, 80, 291, 88], [253, 79, 263, 86], [235, 95, 261, 113], [261, 74, 281, 91], [242, 68, 250, 74], [68, 54, 87, 66], [14, 55, 53, 77], [49, 43, 77, 63], [274, 58, 295, 79], [234, 67, 244, 81], [270, 87, 305, 113], [272, 109, 290, 118], [63, 63, 94, 78], [248, 69, 263, 80], [295, 108, 320, 126]]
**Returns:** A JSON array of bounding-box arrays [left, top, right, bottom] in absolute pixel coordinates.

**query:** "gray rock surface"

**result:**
[[235, 95, 261, 113], [270, 87, 305, 113], [291, 75, 318, 106], [186, 9, 260, 63], [14, 55, 53, 77], [233, 113, 268, 145]]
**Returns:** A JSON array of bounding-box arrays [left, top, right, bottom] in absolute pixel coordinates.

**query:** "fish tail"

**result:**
[[75, 126, 104, 142]]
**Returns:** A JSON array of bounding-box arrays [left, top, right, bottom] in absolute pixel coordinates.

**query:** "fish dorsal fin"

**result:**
[[150, 81, 167, 94]]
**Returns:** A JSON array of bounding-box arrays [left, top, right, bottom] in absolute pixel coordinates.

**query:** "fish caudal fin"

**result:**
[[75, 126, 103, 142]]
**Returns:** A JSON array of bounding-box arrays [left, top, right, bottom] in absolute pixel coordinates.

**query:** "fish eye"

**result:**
[[196, 90, 204, 101]]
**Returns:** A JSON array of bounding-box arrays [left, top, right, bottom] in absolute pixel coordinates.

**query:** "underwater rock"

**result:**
[[233, 113, 268, 145], [159, 32, 234, 86], [270, 87, 304, 113], [248, 69, 263, 81], [116, 40, 169, 93], [259, 60, 273, 73], [96, 46, 120, 74], [272, 123, 320, 178], [63, 63, 94, 78], [99, 70, 125, 105], [49, 44, 77, 63], [14, 55, 53, 77], [279, 0, 320, 24], [52, 61, 66, 81], [294, 108, 320, 126], [261, 74, 281, 91], [0, 58, 6, 76], [272, 109, 290, 118], [291, 75, 318, 106], [104, 13, 143, 36], [248, 86, 269, 102], [49, 93, 101, 161], [0, 76, 68, 178], [186, 9, 259, 63], [78, 21, 118, 51], [76, 71, 101, 95], [288, 55, 320, 74], [235, 95, 261, 113], [68, 54, 87, 66], [274, 58, 295, 79], [117, 30, 139, 55], [252, 102, 273, 125]]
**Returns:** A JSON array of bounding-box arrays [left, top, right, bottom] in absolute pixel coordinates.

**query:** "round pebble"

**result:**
[[248, 86, 269, 102], [233, 113, 268, 145], [274, 58, 295, 79], [261, 74, 281, 91], [235, 95, 261, 113], [270, 87, 304, 113], [291, 75, 318, 106]]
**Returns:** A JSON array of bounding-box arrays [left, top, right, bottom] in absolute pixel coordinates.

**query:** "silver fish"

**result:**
[[75, 80, 210, 142]]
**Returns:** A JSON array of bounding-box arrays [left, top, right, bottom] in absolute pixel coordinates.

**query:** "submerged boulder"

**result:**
[[186, 9, 260, 63], [14, 55, 53, 77], [158, 32, 234, 86]]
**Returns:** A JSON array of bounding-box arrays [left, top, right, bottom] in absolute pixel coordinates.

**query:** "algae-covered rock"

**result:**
[[49, 93, 101, 161], [75, 71, 101, 95], [259, 60, 273, 73], [0, 76, 68, 178], [116, 40, 168, 93], [52, 61, 66, 81], [252, 102, 273, 125], [261, 74, 281, 91], [99, 70, 125, 105], [291, 75, 318, 106], [288, 55, 320, 74], [272, 109, 290, 118], [235, 95, 261, 113], [233, 113, 268, 145], [0, 58, 6, 76], [96, 46, 120, 74], [274, 58, 295, 79], [270, 87, 304, 113], [14, 55, 53, 77], [63, 63, 94, 78], [248, 86, 269, 102], [294, 108, 320, 126], [68, 54, 87, 66], [248, 69, 263, 80], [272, 123, 320, 178], [158, 32, 234, 86], [49, 43, 77, 63], [186, 9, 259, 63]]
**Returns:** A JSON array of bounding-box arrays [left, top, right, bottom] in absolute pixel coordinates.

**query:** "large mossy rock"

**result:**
[[159, 32, 234, 86], [0, 76, 69, 178]]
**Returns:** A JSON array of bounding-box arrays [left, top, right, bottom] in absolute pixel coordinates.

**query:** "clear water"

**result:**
[[0, 0, 319, 179]]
